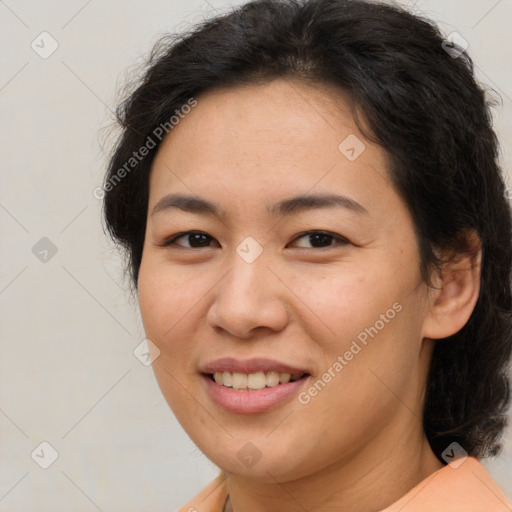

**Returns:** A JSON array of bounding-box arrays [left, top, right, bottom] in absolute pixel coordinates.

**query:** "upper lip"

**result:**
[[200, 357, 310, 376]]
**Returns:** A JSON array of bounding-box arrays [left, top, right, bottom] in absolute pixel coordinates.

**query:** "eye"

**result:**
[[160, 231, 220, 249], [289, 230, 349, 249], [159, 230, 349, 250]]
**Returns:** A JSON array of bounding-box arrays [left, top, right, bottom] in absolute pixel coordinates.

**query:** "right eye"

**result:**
[[159, 231, 220, 249]]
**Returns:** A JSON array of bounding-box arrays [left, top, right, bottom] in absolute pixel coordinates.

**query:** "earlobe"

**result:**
[[422, 231, 482, 340]]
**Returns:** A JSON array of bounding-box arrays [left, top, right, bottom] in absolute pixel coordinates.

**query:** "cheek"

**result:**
[[137, 260, 203, 414], [138, 252, 201, 323], [137, 257, 224, 387], [298, 261, 424, 394], [297, 265, 403, 344], [138, 265, 170, 339], [137, 259, 194, 353]]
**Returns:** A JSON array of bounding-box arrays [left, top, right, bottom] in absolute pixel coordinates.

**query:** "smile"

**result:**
[[210, 371, 307, 391]]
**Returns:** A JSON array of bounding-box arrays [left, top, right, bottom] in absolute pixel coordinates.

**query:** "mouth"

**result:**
[[205, 371, 310, 391], [200, 357, 312, 412], [202, 370, 311, 413]]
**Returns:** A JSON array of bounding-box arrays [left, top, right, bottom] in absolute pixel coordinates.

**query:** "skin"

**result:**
[[137, 78, 481, 511]]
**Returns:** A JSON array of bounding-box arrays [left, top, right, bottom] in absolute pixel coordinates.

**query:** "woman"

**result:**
[[101, 0, 512, 510]]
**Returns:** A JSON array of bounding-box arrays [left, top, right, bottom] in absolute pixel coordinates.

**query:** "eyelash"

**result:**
[[159, 230, 350, 250]]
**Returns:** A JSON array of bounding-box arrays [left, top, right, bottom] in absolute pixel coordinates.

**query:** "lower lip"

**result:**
[[202, 374, 310, 414]]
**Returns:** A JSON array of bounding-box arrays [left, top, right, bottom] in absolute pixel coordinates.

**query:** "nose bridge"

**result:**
[[207, 242, 288, 337], [222, 244, 270, 305], [221, 233, 270, 291]]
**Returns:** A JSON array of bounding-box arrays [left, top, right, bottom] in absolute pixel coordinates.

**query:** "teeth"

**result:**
[[221, 372, 232, 387], [232, 372, 248, 390], [266, 371, 280, 387], [247, 371, 266, 390], [212, 371, 304, 390], [279, 373, 291, 384]]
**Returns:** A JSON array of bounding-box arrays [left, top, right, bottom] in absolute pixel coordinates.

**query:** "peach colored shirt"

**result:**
[[177, 457, 512, 511]]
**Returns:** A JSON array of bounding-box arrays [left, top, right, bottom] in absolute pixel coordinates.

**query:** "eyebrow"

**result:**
[[151, 192, 368, 218]]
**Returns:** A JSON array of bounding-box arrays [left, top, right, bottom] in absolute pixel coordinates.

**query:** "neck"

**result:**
[[224, 422, 444, 512]]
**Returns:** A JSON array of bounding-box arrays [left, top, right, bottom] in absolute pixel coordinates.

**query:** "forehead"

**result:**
[[159, 78, 357, 154], [148, 78, 394, 216]]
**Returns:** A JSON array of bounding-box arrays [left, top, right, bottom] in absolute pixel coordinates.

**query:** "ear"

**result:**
[[422, 230, 482, 340]]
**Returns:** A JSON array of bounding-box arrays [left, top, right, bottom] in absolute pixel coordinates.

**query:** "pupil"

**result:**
[[310, 233, 332, 247], [190, 233, 209, 247]]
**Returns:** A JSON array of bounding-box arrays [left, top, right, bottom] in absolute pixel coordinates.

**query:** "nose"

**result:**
[[206, 252, 289, 339]]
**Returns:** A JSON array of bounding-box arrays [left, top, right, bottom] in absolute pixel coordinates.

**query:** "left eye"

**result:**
[[289, 231, 349, 249], [162, 231, 219, 248]]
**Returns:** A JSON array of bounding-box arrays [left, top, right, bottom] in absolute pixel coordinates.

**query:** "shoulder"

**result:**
[[384, 456, 512, 512], [176, 472, 228, 512]]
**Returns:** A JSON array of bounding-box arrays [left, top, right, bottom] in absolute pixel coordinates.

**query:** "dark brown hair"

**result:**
[[102, 0, 512, 460]]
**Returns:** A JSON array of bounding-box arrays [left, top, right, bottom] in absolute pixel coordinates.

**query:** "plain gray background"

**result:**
[[1, 0, 511, 510]]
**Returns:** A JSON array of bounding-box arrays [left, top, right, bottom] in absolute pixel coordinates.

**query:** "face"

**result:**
[[137, 78, 435, 483]]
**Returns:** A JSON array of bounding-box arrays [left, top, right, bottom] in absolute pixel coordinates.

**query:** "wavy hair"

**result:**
[[102, 0, 512, 460]]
